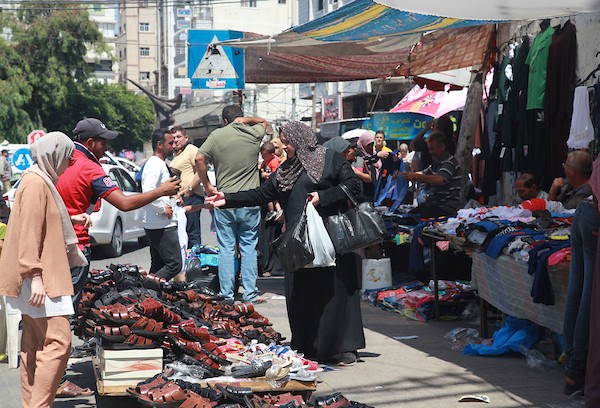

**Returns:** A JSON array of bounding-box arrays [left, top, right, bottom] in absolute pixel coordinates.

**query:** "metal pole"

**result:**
[[311, 85, 317, 131], [156, 1, 162, 96]]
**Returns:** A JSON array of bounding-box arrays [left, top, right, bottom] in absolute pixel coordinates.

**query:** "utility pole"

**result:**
[[156, 1, 162, 96], [311, 85, 317, 131]]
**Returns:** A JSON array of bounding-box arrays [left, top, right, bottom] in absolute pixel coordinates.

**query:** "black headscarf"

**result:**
[[276, 121, 327, 192]]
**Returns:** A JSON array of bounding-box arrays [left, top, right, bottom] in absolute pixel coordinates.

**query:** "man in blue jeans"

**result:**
[[563, 199, 600, 395], [196, 105, 267, 303]]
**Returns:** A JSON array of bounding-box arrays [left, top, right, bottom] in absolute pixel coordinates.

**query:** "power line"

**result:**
[[0, 0, 278, 12]]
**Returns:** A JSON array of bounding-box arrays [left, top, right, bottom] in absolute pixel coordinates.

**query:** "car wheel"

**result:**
[[105, 218, 123, 258]]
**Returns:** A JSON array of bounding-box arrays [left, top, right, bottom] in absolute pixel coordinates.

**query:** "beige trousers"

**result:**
[[20, 315, 71, 408]]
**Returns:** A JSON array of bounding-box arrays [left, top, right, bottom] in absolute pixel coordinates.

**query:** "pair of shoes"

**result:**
[[338, 351, 358, 367]]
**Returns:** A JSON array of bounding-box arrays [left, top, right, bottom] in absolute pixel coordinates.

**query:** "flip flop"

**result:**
[[55, 380, 94, 398]]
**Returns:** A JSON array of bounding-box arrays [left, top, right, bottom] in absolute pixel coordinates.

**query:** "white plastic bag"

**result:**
[[305, 201, 336, 268]]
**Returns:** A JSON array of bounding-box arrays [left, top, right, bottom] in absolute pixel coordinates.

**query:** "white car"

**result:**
[[89, 164, 147, 257], [100, 152, 141, 178]]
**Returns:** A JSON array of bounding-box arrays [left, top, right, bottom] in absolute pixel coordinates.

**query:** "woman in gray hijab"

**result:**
[[0, 132, 91, 408], [208, 121, 366, 366]]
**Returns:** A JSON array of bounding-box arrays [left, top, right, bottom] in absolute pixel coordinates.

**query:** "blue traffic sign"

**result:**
[[12, 148, 33, 171], [188, 30, 244, 90]]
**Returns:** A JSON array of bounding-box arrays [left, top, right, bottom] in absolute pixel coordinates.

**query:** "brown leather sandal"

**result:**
[[127, 374, 170, 397], [95, 324, 132, 342], [131, 316, 166, 338], [179, 327, 214, 343], [55, 380, 94, 398], [138, 381, 188, 407]]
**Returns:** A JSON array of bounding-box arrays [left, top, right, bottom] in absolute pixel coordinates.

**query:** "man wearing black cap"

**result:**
[[56, 118, 180, 312]]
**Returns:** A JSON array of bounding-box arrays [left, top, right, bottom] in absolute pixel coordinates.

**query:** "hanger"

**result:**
[[539, 19, 551, 31], [575, 52, 600, 87]]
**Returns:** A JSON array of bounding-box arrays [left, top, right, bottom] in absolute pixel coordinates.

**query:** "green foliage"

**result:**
[[0, 4, 155, 149], [68, 83, 155, 151]]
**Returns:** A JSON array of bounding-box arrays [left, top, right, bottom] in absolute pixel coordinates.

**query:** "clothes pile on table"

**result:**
[[363, 280, 477, 322]]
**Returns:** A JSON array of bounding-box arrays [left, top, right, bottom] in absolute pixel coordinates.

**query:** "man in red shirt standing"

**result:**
[[56, 118, 180, 311]]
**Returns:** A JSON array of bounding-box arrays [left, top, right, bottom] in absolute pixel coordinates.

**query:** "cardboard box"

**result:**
[[97, 347, 163, 387]]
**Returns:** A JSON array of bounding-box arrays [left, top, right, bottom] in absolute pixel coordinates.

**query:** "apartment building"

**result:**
[[86, 3, 119, 84], [116, 1, 161, 93]]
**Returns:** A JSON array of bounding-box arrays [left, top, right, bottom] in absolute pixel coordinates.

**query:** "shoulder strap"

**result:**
[[339, 184, 359, 207]]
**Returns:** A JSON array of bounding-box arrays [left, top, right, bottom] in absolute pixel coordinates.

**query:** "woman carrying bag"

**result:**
[[207, 121, 365, 366]]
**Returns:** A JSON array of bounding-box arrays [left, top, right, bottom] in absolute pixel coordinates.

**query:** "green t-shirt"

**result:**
[[525, 26, 555, 110], [198, 122, 265, 193]]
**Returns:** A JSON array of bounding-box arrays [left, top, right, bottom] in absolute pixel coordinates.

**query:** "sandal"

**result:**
[[101, 303, 142, 325], [131, 316, 167, 339], [109, 333, 161, 349], [180, 327, 215, 343], [230, 359, 272, 379], [201, 342, 231, 365], [179, 392, 213, 408], [233, 302, 255, 316], [93, 289, 124, 308], [214, 383, 253, 406], [127, 374, 170, 397], [55, 380, 94, 398], [95, 324, 132, 342], [174, 380, 223, 402], [138, 381, 188, 408]]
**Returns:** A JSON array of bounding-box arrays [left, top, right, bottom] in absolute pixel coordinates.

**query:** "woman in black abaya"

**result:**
[[207, 121, 365, 365]]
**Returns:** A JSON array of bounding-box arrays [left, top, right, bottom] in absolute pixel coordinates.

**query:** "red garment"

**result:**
[[264, 156, 281, 173], [56, 143, 119, 246]]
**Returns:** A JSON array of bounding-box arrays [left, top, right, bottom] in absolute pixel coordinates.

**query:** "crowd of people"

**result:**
[[2, 105, 600, 406]]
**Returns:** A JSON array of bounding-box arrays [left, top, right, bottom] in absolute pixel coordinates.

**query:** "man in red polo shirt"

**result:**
[[56, 118, 180, 311]]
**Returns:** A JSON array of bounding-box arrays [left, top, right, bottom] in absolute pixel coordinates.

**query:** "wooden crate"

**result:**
[[93, 347, 163, 396]]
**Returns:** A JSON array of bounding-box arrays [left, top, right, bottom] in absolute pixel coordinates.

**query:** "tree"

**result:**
[[0, 4, 155, 146], [13, 3, 108, 131], [0, 14, 38, 142], [68, 83, 155, 151]]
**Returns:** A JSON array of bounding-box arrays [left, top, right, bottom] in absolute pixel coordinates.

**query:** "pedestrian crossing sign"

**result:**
[[188, 30, 245, 90]]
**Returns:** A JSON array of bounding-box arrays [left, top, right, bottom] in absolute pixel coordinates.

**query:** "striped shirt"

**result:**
[[422, 154, 461, 214]]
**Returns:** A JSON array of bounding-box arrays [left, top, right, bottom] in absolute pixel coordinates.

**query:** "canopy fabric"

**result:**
[[375, 0, 600, 20], [290, 0, 498, 42], [222, 0, 600, 84], [244, 25, 494, 83]]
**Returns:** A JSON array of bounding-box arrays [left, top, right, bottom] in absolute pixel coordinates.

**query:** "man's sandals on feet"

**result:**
[[56, 380, 95, 398]]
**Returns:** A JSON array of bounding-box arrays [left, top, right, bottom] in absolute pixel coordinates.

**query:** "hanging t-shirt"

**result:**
[[525, 26, 555, 110]]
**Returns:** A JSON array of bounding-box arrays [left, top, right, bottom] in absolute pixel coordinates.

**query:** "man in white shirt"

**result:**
[[141, 128, 181, 280]]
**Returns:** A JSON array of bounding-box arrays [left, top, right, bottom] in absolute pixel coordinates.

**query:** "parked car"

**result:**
[[100, 153, 141, 178], [89, 164, 147, 257]]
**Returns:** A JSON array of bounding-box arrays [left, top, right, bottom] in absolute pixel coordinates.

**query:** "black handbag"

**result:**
[[325, 184, 386, 254], [274, 201, 314, 272]]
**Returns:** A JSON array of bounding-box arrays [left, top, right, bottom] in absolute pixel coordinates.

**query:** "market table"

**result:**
[[470, 252, 570, 335]]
